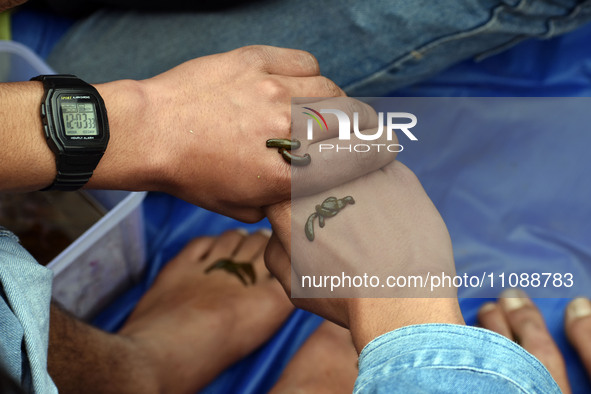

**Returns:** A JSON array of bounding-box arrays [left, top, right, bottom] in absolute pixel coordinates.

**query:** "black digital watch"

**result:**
[[31, 74, 109, 191]]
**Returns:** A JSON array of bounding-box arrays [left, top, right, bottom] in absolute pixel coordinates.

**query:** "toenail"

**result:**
[[500, 289, 529, 312], [258, 228, 272, 237], [479, 302, 497, 314], [235, 228, 249, 236], [566, 297, 591, 325]]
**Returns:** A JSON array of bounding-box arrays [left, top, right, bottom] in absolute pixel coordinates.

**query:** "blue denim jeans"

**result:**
[[47, 0, 591, 95]]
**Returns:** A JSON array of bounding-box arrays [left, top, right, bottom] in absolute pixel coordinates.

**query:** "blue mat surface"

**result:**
[[10, 8, 591, 393]]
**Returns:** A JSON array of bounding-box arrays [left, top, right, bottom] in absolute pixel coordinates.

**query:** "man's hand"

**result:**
[[2, 46, 391, 222], [265, 161, 465, 352], [90, 45, 346, 222]]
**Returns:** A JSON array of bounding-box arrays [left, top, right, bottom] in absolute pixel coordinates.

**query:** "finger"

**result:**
[[500, 289, 571, 393], [277, 75, 345, 99], [203, 229, 248, 263], [264, 233, 292, 295], [565, 297, 591, 376], [264, 200, 292, 254], [238, 45, 320, 77], [477, 302, 514, 341], [291, 129, 398, 198], [292, 97, 379, 144]]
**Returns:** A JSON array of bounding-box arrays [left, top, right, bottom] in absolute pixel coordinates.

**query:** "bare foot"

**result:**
[[118, 229, 294, 393], [477, 289, 571, 393], [270, 321, 358, 394], [564, 297, 591, 378]]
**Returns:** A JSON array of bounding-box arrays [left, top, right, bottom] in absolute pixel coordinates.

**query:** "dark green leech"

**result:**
[[205, 258, 257, 286], [266, 138, 311, 166], [305, 196, 355, 242]]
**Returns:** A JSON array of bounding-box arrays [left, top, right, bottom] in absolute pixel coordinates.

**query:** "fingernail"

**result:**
[[500, 289, 530, 312], [235, 228, 249, 236], [258, 228, 272, 237], [566, 297, 591, 325], [479, 302, 497, 314]]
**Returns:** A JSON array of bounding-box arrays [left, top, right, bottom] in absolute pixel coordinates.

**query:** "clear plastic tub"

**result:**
[[0, 40, 147, 319]]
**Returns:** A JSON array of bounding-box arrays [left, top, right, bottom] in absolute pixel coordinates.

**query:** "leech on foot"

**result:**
[[305, 196, 355, 241], [266, 138, 311, 166], [205, 258, 256, 286]]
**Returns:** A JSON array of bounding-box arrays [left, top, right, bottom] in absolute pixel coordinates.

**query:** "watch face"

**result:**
[[57, 94, 102, 141]]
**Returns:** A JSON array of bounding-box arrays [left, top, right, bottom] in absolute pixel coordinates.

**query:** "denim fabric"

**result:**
[[0, 227, 56, 394], [47, 0, 591, 95], [355, 324, 561, 393]]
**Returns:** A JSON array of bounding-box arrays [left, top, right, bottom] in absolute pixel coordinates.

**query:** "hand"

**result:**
[[265, 161, 464, 352], [95, 45, 349, 222]]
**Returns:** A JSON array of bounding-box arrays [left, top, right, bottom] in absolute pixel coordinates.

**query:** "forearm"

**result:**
[[48, 304, 159, 394], [0, 82, 54, 191]]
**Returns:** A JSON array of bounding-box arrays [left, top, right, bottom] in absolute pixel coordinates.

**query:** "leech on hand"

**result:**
[[278, 148, 312, 166], [305, 196, 355, 241], [266, 138, 301, 150], [205, 258, 257, 286], [266, 138, 311, 166]]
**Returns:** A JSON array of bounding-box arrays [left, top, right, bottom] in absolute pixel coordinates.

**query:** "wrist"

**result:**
[[87, 79, 165, 191], [348, 298, 465, 354]]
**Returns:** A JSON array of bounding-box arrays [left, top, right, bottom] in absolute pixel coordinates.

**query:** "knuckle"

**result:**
[[319, 76, 342, 97], [259, 78, 289, 101]]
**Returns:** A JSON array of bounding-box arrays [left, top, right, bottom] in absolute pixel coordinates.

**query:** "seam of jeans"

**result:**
[[0, 227, 19, 242], [476, 0, 591, 60], [344, 0, 590, 93], [543, 0, 591, 38], [343, 1, 522, 93]]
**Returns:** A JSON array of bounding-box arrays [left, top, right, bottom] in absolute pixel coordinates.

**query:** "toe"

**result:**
[[232, 229, 271, 263], [499, 289, 571, 393], [477, 302, 514, 341], [203, 229, 249, 263], [565, 297, 591, 376]]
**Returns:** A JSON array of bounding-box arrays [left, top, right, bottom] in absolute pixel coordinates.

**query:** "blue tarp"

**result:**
[[11, 9, 591, 393]]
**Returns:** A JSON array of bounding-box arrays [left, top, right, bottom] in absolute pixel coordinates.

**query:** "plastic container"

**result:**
[[0, 40, 147, 319], [0, 40, 54, 81]]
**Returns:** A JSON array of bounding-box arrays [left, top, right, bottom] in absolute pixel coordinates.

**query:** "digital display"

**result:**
[[60, 100, 99, 136]]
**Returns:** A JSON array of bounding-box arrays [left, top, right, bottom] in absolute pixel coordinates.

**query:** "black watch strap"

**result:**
[[32, 74, 109, 191], [32, 74, 92, 90]]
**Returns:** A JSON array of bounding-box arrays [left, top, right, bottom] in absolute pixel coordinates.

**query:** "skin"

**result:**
[[265, 161, 465, 353], [478, 292, 591, 393], [48, 230, 295, 393], [0, 45, 345, 222]]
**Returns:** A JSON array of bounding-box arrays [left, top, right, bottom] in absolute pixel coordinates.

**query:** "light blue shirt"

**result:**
[[0, 227, 57, 393], [355, 324, 560, 393]]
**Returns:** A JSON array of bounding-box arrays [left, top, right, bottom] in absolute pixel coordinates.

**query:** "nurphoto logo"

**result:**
[[305, 109, 418, 153]]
